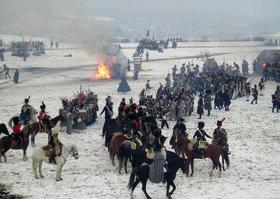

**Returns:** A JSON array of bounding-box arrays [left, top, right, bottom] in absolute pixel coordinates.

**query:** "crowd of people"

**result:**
[[11, 40, 45, 60], [136, 60, 249, 122]]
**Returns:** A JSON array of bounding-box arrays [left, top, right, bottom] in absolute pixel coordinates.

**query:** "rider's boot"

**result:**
[[49, 148, 56, 164]]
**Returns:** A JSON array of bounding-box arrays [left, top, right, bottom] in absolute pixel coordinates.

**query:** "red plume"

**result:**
[[221, 117, 225, 122]]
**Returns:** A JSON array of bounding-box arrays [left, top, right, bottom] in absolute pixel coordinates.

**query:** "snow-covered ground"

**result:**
[[0, 38, 280, 199]]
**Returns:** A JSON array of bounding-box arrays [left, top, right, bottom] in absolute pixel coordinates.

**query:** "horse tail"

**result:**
[[128, 168, 136, 190]]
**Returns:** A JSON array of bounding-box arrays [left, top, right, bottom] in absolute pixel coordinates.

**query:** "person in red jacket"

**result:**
[[38, 102, 46, 121], [12, 116, 24, 147]]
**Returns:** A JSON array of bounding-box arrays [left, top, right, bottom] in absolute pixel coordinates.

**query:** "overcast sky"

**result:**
[[86, 0, 280, 18], [0, 0, 279, 39], [1, 0, 279, 18]]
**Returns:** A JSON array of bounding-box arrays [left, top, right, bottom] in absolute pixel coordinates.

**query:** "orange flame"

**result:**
[[94, 61, 111, 79]]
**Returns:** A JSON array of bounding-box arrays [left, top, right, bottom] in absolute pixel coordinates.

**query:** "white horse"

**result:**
[[32, 144, 79, 181]]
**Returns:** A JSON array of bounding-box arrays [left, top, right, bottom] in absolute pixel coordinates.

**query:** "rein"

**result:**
[[61, 145, 73, 163]]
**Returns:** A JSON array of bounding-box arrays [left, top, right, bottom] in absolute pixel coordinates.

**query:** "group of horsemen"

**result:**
[[9, 97, 60, 164], [102, 95, 229, 160]]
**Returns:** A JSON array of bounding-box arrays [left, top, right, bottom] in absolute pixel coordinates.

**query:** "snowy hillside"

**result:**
[[0, 39, 280, 199]]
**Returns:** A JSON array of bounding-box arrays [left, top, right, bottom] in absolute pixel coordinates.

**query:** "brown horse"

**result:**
[[30, 115, 62, 147], [184, 137, 223, 177], [108, 132, 127, 166]]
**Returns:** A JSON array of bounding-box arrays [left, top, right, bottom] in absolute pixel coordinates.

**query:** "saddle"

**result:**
[[11, 135, 24, 148], [42, 144, 62, 157], [188, 139, 209, 151], [11, 139, 18, 148]]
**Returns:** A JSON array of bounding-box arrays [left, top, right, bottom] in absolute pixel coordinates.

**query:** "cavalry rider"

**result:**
[[193, 122, 212, 156], [38, 102, 53, 142], [100, 96, 113, 146], [212, 118, 229, 153], [20, 97, 32, 125], [11, 116, 24, 147], [48, 127, 62, 164], [38, 102, 47, 125], [117, 98, 126, 120], [173, 117, 186, 136]]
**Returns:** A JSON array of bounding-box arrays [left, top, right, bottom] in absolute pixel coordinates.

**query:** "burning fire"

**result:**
[[94, 61, 111, 79]]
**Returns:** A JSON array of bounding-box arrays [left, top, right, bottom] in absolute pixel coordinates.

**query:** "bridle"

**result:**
[[62, 145, 79, 162]]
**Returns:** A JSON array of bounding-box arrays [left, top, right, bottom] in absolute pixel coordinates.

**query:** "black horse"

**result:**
[[128, 150, 187, 199], [118, 133, 167, 174]]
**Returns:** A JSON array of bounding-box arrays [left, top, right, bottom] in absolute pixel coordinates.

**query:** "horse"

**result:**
[[182, 135, 224, 177], [32, 144, 79, 181], [118, 140, 133, 174], [128, 150, 187, 199], [109, 132, 127, 166], [118, 132, 167, 174], [29, 115, 62, 147], [0, 124, 33, 162]]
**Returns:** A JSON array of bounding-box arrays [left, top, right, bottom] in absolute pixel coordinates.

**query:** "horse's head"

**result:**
[[70, 145, 79, 159], [0, 123, 9, 135]]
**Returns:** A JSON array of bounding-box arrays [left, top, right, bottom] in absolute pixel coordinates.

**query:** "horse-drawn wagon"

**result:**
[[59, 88, 99, 132]]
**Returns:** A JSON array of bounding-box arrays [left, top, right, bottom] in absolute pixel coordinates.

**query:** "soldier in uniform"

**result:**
[[212, 119, 229, 153], [48, 127, 62, 164]]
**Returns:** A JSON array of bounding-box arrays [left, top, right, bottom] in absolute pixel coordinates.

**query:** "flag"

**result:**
[[146, 30, 150, 37]]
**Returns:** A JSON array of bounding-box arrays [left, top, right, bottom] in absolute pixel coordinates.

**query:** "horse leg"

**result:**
[[210, 163, 215, 177], [31, 133, 35, 147], [130, 178, 141, 199], [58, 162, 65, 180], [32, 158, 39, 179], [110, 152, 115, 166], [124, 156, 129, 174], [39, 160, 44, 178], [118, 158, 124, 174], [166, 182, 171, 198], [3, 154, 7, 162], [23, 149, 28, 161], [169, 181, 176, 197], [190, 159, 194, 177], [222, 155, 225, 171], [56, 163, 63, 181], [141, 179, 151, 199], [218, 160, 222, 178], [186, 159, 190, 177]]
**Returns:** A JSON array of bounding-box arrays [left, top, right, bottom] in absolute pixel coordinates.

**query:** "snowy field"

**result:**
[[0, 37, 280, 199]]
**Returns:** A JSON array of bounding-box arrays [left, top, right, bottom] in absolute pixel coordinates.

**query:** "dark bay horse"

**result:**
[[128, 150, 187, 199], [183, 136, 225, 177], [0, 123, 36, 162]]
